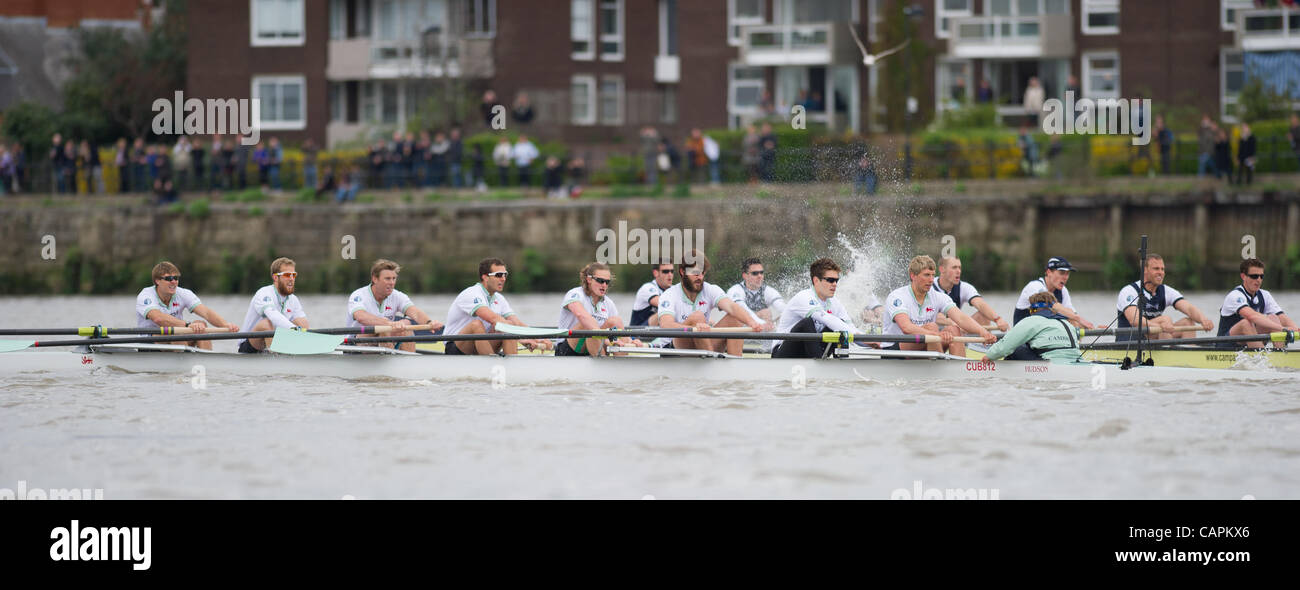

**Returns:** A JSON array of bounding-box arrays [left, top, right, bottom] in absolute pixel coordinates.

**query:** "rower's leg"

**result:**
[[249, 318, 273, 350], [1228, 319, 1262, 349], [393, 319, 415, 352], [1170, 317, 1196, 339], [648, 314, 661, 327], [453, 320, 489, 355], [679, 312, 713, 352], [713, 313, 747, 356], [941, 323, 965, 356], [193, 339, 213, 351], [1147, 316, 1176, 340]]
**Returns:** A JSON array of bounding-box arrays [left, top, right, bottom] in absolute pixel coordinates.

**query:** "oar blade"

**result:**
[[268, 328, 345, 355], [0, 339, 36, 353], [494, 323, 566, 338]]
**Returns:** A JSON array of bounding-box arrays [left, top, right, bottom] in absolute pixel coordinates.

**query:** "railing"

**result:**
[[952, 15, 1042, 47], [1237, 7, 1300, 49], [742, 23, 833, 64]]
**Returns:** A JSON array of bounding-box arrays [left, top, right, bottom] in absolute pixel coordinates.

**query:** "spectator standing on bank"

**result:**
[[266, 137, 283, 192], [191, 138, 206, 190], [640, 126, 660, 185], [492, 136, 512, 186], [1023, 76, 1044, 126], [1236, 123, 1256, 186], [481, 90, 499, 128], [976, 79, 993, 103], [742, 124, 760, 183], [1213, 126, 1233, 182], [758, 123, 777, 183], [543, 156, 564, 198], [131, 138, 149, 194], [301, 138, 318, 191], [512, 134, 539, 187], [567, 157, 586, 198], [172, 136, 193, 192], [685, 128, 707, 184], [430, 131, 450, 187], [114, 138, 129, 193], [253, 141, 269, 188], [1154, 115, 1173, 175], [512, 92, 535, 125], [448, 128, 465, 188], [1018, 124, 1039, 176], [853, 152, 877, 196], [49, 134, 68, 193], [80, 140, 103, 194], [703, 132, 721, 185], [0, 144, 12, 195], [471, 144, 487, 192], [1288, 113, 1300, 172], [1197, 114, 1217, 177]]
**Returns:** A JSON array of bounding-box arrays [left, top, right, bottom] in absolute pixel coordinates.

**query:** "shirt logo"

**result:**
[[925, 307, 934, 312], [172, 302, 180, 307], [809, 299, 816, 305], [264, 296, 271, 302], [144, 298, 151, 305], [473, 297, 481, 304], [384, 306, 392, 311], [352, 296, 362, 302], [893, 299, 901, 306]]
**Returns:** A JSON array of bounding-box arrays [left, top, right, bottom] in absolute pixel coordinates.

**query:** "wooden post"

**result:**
[[1194, 202, 1210, 289]]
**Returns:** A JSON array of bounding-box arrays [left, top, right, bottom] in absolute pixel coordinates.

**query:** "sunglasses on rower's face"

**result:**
[[1246, 273, 1264, 280], [275, 272, 298, 279], [590, 277, 612, 285], [748, 270, 764, 276], [819, 276, 840, 284], [487, 271, 509, 278], [160, 275, 181, 282]]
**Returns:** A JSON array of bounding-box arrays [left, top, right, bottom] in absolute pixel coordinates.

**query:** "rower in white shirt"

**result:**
[[134, 260, 237, 350], [1217, 257, 1297, 349], [630, 261, 675, 327], [860, 293, 885, 326], [933, 256, 1009, 332], [883, 255, 996, 355], [726, 257, 786, 324], [346, 259, 442, 352], [773, 258, 863, 358], [237, 257, 309, 353], [554, 262, 645, 356], [444, 257, 550, 355], [1013, 256, 1094, 328], [1114, 253, 1213, 341], [657, 250, 768, 355]]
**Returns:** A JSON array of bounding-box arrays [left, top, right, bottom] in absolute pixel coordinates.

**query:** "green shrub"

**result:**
[[186, 198, 210, 218]]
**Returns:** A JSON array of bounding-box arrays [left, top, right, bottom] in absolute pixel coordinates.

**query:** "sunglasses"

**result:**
[[486, 271, 509, 278], [591, 277, 612, 285], [1246, 273, 1264, 279], [818, 276, 840, 284], [748, 270, 765, 276], [275, 272, 298, 278], [160, 275, 181, 282], [655, 268, 673, 274]]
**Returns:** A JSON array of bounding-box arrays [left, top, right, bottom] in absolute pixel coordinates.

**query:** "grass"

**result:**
[[186, 198, 210, 218], [248, 206, 264, 217]]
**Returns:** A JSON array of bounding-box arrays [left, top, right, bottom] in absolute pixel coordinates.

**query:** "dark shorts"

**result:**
[[554, 340, 582, 356], [237, 340, 260, 354], [444, 339, 466, 355]]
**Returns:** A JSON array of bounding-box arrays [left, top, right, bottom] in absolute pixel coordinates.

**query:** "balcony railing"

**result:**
[[1236, 7, 1300, 51], [947, 14, 1072, 58], [740, 23, 854, 66]]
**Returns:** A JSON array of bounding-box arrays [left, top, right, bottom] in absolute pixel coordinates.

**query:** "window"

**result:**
[[936, 59, 972, 112], [464, 0, 495, 36], [329, 82, 345, 122], [1081, 51, 1120, 99], [599, 0, 624, 61], [1222, 0, 1253, 31], [868, 0, 884, 43], [659, 0, 677, 56], [251, 0, 304, 46], [935, 0, 971, 39], [728, 0, 764, 46], [329, 0, 346, 40], [376, 0, 398, 41], [572, 75, 596, 125], [572, 0, 594, 60], [1221, 49, 1244, 122], [660, 85, 677, 124], [599, 76, 624, 124], [729, 64, 764, 113], [252, 75, 306, 130], [1082, 0, 1119, 35]]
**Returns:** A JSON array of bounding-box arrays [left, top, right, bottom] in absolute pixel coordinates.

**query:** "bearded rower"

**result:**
[[630, 261, 674, 327], [1218, 257, 1297, 349], [238, 257, 308, 353], [1013, 257, 1094, 328], [135, 261, 238, 350], [555, 262, 645, 356], [444, 257, 550, 355], [773, 258, 863, 358], [933, 256, 1009, 332], [346, 259, 443, 353], [657, 250, 768, 356], [883, 255, 996, 355], [1115, 253, 1213, 341]]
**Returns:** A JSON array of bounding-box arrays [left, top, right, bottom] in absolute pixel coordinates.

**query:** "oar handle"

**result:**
[[370, 323, 436, 334], [691, 326, 761, 333], [923, 335, 993, 343]]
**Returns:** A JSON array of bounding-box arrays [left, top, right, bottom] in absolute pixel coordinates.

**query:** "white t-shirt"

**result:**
[[557, 287, 620, 331], [657, 281, 732, 324], [1220, 287, 1283, 317], [726, 283, 786, 322], [883, 285, 956, 336], [865, 293, 883, 310], [135, 286, 202, 329], [1016, 278, 1074, 310], [239, 285, 306, 341], [1116, 282, 1185, 315], [446, 284, 516, 335], [633, 281, 666, 311], [777, 287, 855, 333], [932, 279, 981, 308], [346, 285, 415, 328]]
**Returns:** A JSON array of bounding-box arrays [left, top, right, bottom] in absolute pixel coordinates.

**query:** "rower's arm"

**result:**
[[403, 305, 441, 329], [945, 307, 993, 340], [352, 309, 399, 327], [1053, 304, 1094, 329], [1172, 299, 1214, 330], [472, 306, 509, 327], [718, 297, 765, 330], [658, 313, 692, 330], [1240, 307, 1288, 332], [1121, 304, 1141, 326], [1280, 313, 1298, 330], [970, 297, 1007, 330], [262, 306, 299, 330], [194, 304, 237, 331], [292, 317, 309, 329], [565, 301, 602, 331], [146, 309, 186, 327], [892, 314, 937, 336]]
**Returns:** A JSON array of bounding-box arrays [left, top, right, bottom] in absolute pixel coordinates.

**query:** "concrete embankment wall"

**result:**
[[2, 191, 1297, 294]]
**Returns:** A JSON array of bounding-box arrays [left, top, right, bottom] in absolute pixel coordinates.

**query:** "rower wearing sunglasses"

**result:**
[[553, 262, 645, 356], [882, 255, 996, 356], [1218, 257, 1297, 349], [444, 257, 551, 355], [657, 250, 769, 356], [772, 257, 863, 358], [135, 260, 238, 350], [237, 257, 309, 353], [726, 257, 786, 352]]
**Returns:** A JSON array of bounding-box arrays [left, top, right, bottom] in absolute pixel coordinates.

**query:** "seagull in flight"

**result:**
[[847, 24, 910, 67]]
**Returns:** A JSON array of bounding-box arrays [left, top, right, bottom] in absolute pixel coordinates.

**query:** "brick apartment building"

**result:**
[[178, 0, 1298, 149]]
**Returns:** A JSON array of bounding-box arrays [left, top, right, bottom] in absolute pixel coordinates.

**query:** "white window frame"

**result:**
[[728, 0, 765, 47], [599, 75, 625, 125], [251, 75, 307, 130], [1081, 50, 1120, 100], [571, 74, 597, 125], [1220, 48, 1243, 123], [598, 0, 624, 61], [660, 85, 677, 124], [329, 0, 347, 40], [868, 0, 885, 43], [1221, 0, 1253, 32], [250, 0, 305, 47], [658, 0, 676, 57], [464, 0, 497, 37], [935, 0, 972, 39], [572, 0, 595, 60], [1081, 0, 1119, 35], [935, 58, 973, 113], [728, 63, 764, 115]]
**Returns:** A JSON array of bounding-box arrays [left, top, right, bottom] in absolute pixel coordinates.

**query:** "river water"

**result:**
[[2, 291, 1298, 499]]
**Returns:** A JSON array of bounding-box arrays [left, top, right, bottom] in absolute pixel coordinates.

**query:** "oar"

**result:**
[[0, 326, 202, 336], [266, 323, 437, 354], [489, 323, 991, 344], [0, 326, 386, 353], [1079, 325, 1203, 337], [1086, 331, 1295, 350]]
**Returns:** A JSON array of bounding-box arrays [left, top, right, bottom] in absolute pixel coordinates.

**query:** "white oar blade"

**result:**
[[268, 328, 345, 355], [494, 323, 566, 338], [0, 340, 36, 353]]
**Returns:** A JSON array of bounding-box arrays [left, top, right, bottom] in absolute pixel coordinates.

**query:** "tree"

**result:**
[[1236, 75, 1295, 123]]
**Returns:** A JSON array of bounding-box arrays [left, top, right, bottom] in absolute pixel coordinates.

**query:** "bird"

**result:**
[[846, 23, 909, 67]]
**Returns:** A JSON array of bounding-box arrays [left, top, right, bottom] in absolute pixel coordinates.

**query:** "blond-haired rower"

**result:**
[[554, 262, 646, 356], [238, 257, 309, 353], [882, 255, 996, 355], [135, 261, 238, 350], [345, 259, 443, 352]]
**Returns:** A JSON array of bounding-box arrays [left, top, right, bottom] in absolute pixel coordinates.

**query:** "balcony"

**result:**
[[655, 55, 680, 83], [327, 37, 493, 80], [739, 23, 857, 66], [1235, 7, 1300, 51], [947, 14, 1073, 59]]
